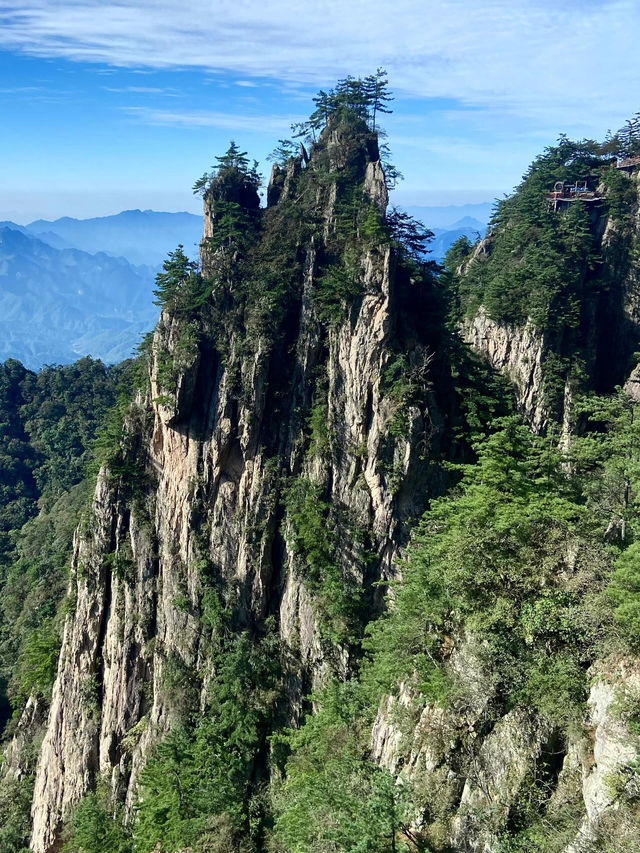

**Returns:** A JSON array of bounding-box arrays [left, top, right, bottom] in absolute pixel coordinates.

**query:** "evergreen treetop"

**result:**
[[618, 112, 640, 158], [192, 140, 261, 197], [292, 69, 394, 142], [152, 245, 199, 307]]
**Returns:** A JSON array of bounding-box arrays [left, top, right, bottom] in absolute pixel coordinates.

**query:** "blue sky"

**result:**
[[1, 0, 639, 223]]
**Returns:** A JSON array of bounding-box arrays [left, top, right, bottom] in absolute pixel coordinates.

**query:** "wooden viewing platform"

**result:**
[[545, 180, 602, 212]]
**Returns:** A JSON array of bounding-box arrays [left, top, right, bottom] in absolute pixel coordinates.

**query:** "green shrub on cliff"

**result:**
[[365, 418, 609, 723], [133, 630, 282, 853], [455, 138, 606, 330], [272, 681, 412, 853], [153, 244, 202, 311], [284, 479, 365, 644], [63, 785, 132, 853]]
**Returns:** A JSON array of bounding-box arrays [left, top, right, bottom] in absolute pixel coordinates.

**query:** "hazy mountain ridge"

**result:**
[[402, 207, 489, 261], [404, 201, 493, 228], [428, 215, 486, 260], [0, 210, 206, 369], [0, 206, 487, 370], [25, 209, 203, 267], [0, 225, 158, 369]]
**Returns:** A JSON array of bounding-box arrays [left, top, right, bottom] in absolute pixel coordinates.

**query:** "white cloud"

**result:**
[[0, 85, 45, 93], [103, 85, 178, 95], [0, 0, 638, 132], [121, 106, 297, 133]]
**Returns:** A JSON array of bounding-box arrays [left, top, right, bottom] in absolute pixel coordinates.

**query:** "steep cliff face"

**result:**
[[16, 114, 640, 853], [362, 165, 640, 853], [461, 170, 640, 431], [464, 306, 548, 431], [370, 646, 640, 852], [27, 121, 442, 852]]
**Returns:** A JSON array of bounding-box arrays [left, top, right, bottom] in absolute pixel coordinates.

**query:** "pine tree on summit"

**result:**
[[153, 245, 199, 308], [192, 140, 261, 198], [212, 140, 261, 187], [364, 67, 394, 132], [292, 69, 394, 141], [619, 112, 640, 157], [214, 140, 251, 172]]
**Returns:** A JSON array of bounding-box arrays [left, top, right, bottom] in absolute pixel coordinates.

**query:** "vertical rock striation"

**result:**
[[29, 120, 441, 852], [23, 118, 640, 853]]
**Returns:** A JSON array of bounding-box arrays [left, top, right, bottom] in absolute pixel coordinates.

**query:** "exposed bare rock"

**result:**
[[462, 172, 640, 431], [266, 163, 283, 207], [364, 160, 388, 214], [624, 363, 640, 401], [463, 306, 548, 431], [451, 710, 551, 852], [458, 234, 492, 275], [26, 110, 640, 853], [371, 638, 528, 852], [563, 659, 640, 852], [29, 121, 439, 853], [4, 694, 45, 780], [31, 469, 118, 852], [151, 311, 201, 426]]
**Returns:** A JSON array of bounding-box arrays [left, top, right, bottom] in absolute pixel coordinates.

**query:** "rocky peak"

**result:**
[[205, 164, 261, 212], [459, 162, 640, 431], [27, 110, 440, 853], [317, 115, 379, 171], [17, 93, 640, 853], [266, 118, 387, 219]]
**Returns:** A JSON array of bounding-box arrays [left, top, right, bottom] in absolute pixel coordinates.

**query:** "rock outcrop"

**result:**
[[364, 168, 640, 853], [464, 306, 548, 431], [28, 120, 441, 853], [462, 170, 640, 431], [18, 121, 640, 853], [564, 659, 640, 852]]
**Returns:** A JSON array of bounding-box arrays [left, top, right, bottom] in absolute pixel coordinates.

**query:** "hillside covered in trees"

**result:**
[[2, 76, 640, 853]]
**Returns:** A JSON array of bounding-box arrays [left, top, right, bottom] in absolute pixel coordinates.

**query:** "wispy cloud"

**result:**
[[0, 84, 45, 93], [121, 106, 298, 134], [103, 85, 178, 95], [0, 0, 638, 132], [0, 83, 75, 102]]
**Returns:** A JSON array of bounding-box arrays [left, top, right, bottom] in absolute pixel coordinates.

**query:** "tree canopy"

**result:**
[[291, 69, 393, 142], [192, 141, 262, 198]]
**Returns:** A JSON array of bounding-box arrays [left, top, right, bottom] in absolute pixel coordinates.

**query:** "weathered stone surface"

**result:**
[[451, 710, 551, 852], [563, 659, 640, 852], [4, 694, 45, 780], [31, 470, 117, 852], [463, 171, 640, 432], [29, 124, 436, 853], [151, 311, 201, 426], [364, 160, 388, 214], [371, 638, 529, 852], [26, 122, 640, 853], [464, 306, 548, 431]]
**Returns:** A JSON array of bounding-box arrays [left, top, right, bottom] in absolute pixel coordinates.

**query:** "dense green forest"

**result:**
[[3, 77, 640, 853], [0, 358, 125, 725]]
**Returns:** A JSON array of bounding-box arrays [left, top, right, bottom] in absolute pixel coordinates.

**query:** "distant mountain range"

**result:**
[[0, 205, 488, 370], [0, 226, 156, 369], [0, 211, 203, 370], [404, 202, 494, 229], [402, 205, 491, 262], [428, 216, 487, 262], [24, 208, 203, 267]]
